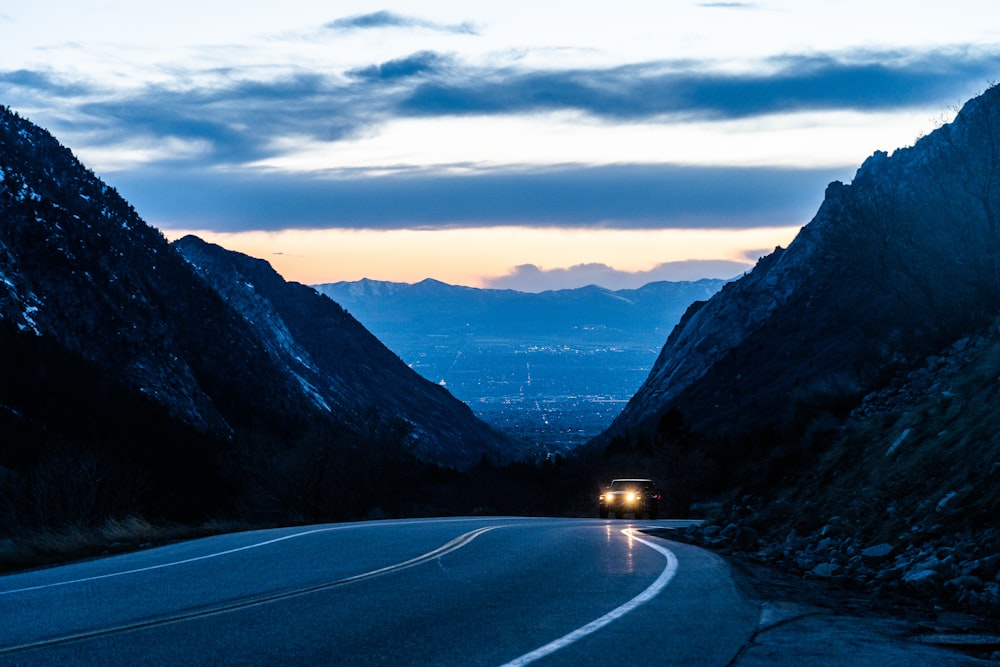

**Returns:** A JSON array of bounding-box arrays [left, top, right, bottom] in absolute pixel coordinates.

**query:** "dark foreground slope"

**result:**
[[596, 85, 1000, 572], [0, 105, 519, 537], [1, 106, 302, 526], [676, 312, 1000, 619]]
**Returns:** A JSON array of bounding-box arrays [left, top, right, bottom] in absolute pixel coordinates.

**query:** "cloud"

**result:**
[[0, 69, 93, 98], [108, 163, 847, 232], [4, 46, 996, 174], [400, 49, 1000, 120], [348, 52, 449, 81], [699, 2, 757, 8], [326, 10, 476, 35], [484, 261, 749, 291], [58, 73, 365, 166]]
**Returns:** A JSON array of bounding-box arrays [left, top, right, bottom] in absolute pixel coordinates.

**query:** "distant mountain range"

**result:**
[[314, 278, 727, 448], [0, 105, 522, 530]]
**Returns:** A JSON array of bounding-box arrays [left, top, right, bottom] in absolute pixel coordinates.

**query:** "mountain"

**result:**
[[317, 278, 728, 348], [315, 278, 727, 449], [606, 83, 1000, 454], [596, 84, 1000, 602], [681, 306, 1000, 618], [0, 105, 520, 532], [172, 236, 519, 468]]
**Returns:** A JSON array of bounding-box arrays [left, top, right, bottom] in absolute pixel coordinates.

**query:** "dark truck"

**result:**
[[598, 478, 662, 519]]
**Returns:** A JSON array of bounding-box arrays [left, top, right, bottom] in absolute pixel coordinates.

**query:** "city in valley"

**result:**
[[411, 340, 653, 451]]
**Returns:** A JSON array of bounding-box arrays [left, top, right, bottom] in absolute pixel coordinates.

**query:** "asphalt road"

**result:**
[[0, 517, 988, 666]]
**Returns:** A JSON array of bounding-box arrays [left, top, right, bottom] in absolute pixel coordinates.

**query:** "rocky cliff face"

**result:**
[[596, 84, 1000, 617], [0, 106, 315, 439], [606, 83, 1000, 451]]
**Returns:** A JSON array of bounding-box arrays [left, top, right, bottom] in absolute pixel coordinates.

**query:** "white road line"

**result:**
[[0, 517, 490, 597], [0, 525, 356, 596], [0, 526, 500, 656], [499, 528, 680, 667]]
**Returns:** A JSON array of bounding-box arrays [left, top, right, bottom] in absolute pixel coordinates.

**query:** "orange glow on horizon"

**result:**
[[161, 225, 801, 288]]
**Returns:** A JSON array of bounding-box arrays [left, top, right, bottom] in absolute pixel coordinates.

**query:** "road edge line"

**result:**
[[499, 528, 679, 667]]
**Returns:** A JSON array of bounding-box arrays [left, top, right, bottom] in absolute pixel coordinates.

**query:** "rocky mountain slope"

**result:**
[[685, 315, 1000, 618], [0, 105, 520, 531], [596, 84, 1000, 614], [603, 82, 1000, 469], [174, 237, 518, 468]]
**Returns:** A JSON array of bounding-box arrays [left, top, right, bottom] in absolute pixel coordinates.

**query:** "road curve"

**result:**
[[0, 517, 759, 665]]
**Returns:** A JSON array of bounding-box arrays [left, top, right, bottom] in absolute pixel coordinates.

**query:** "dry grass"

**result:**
[[0, 517, 251, 574], [780, 329, 1000, 543]]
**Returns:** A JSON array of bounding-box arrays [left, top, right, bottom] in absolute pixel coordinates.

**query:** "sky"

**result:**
[[2, 1, 998, 290]]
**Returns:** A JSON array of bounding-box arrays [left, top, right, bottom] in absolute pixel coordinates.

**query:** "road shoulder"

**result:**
[[643, 528, 999, 665]]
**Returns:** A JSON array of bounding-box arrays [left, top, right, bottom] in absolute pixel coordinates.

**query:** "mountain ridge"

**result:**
[[0, 104, 522, 535], [585, 83, 1000, 617], [317, 277, 728, 346], [174, 235, 519, 468], [606, 83, 1000, 449]]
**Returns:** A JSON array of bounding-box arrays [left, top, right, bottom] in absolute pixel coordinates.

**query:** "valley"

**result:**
[[314, 278, 727, 451], [396, 338, 650, 450], [4, 74, 1000, 632]]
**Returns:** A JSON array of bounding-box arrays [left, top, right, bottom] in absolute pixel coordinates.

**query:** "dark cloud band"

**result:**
[[3, 46, 995, 174], [107, 163, 850, 233], [400, 50, 999, 119]]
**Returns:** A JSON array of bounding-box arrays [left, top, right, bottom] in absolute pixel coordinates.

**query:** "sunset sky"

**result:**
[[2, 1, 998, 289]]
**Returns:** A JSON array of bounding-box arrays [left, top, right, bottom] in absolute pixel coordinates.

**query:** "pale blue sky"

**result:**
[[2, 1, 997, 288]]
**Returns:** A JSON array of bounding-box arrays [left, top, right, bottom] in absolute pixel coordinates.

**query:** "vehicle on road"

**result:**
[[598, 478, 662, 519]]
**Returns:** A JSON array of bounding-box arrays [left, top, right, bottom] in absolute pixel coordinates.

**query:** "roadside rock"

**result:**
[[904, 569, 942, 595], [861, 543, 896, 565], [735, 525, 758, 551], [701, 525, 721, 540], [910, 555, 944, 575], [675, 509, 1000, 620], [946, 576, 985, 595], [811, 562, 840, 578]]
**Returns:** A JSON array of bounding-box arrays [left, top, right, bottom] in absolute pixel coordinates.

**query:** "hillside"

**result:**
[[174, 237, 520, 468], [595, 84, 1000, 613], [688, 316, 1000, 617], [602, 82, 1000, 479], [0, 105, 521, 537], [315, 278, 726, 448]]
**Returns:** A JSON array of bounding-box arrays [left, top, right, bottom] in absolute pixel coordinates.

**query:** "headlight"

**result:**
[[627, 492, 636, 502]]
